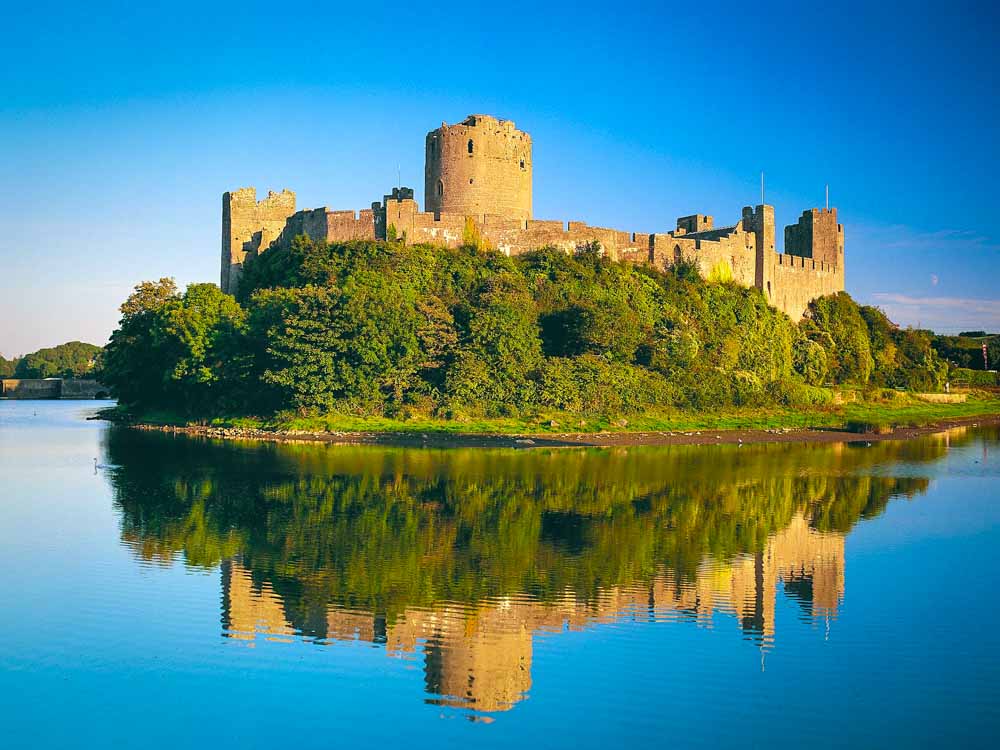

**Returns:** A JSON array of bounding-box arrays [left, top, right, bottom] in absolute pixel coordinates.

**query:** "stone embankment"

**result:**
[[1, 378, 108, 399]]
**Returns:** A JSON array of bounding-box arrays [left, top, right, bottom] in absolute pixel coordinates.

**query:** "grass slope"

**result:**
[[121, 390, 1000, 436]]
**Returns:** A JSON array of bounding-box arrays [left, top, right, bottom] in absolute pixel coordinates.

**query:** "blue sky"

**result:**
[[2, 0, 998, 355]]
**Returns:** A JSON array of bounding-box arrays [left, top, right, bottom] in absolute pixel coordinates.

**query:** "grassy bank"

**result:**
[[113, 389, 1000, 437]]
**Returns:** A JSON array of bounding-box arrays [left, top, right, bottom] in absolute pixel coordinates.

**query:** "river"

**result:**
[[1, 400, 998, 747]]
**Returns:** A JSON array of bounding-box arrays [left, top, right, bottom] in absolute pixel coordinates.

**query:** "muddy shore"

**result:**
[[124, 413, 1000, 449]]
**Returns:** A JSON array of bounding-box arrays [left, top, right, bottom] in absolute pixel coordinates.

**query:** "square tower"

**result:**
[[221, 187, 296, 295], [784, 208, 843, 266], [742, 204, 776, 288], [676, 215, 714, 234]]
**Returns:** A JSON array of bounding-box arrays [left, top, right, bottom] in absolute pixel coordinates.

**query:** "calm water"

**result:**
[[1, 401, 999, 747]]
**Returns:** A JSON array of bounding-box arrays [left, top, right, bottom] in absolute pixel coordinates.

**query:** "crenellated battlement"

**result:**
[[425, 114, 532, 222], [220, 114, 844, 319], [776, 253, 837, 272]]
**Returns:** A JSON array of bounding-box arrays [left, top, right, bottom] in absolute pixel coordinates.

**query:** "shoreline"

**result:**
[[124, 412, 1000, 449]]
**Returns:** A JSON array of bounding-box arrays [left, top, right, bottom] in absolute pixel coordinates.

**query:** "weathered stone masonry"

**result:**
[[220, 114, 844, 320], [221, 187, 296, 296], [1, 379, 107, 399]]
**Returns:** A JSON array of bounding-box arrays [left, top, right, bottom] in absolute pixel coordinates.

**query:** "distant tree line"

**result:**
[[930, 331, 999, 371], [101, 237, 951, 419], [0, 341, 102, 379]]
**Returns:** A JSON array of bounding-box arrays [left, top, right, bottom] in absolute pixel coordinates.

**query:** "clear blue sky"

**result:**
[[2, 0, 998, 356]]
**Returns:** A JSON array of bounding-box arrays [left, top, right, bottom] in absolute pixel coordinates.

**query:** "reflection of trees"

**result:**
[[105, 429, 955, 712], [108, 432, 939, 615]]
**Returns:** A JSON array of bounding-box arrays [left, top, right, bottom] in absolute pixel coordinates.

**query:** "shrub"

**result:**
[[768, 379, 834, 407], [793, 337, 829, 386], [950, 367, 998, 387], [802, 292, 873, 384], [539, 355, 675, 413]]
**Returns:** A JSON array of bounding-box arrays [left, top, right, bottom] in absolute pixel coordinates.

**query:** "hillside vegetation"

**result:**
[[931, 330, 998, 371], [99, 237, 969, 427], [0, 341, 102, 379]]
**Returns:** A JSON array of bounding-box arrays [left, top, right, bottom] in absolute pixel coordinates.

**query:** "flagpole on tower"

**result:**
[[761, 172, 765, 205], [826, 184, 829, 210]]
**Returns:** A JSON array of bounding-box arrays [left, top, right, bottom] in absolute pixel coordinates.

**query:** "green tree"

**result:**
[[931, 331, 999, 371], [860, 305, 947, 390], [446, 272, 542, 411], [793, 337, 828, 386], [801, 292, 874, 384], [12, 341, 101, 379], [0, 354, 21, 378], [160, 283, 248, 413], [103, 279, 247, 413], [102, 278, 181, 408]]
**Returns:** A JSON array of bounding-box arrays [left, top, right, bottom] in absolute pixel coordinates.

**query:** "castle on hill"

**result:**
[[221, 114, 844, 319]]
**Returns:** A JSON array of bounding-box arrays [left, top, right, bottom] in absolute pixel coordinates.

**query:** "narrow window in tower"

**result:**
[[437, 180, 443, 197], [468, 139, 474, 154], [520, 159, 525, 170]]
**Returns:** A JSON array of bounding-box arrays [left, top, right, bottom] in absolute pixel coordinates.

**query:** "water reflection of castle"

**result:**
[[110, 427, 975, 715], [222, 512, 844, 713]]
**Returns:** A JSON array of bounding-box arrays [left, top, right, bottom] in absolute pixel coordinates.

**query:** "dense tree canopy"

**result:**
[[102, 238, 953, 418], [6, 341, 101, 379], [798, 295, 952, 391], [0, 355, 19, 378], [102, 279, 246, 414], [859, 305, 948, 390], [931, 331, 998, 371], [799, 292, 874, 385]]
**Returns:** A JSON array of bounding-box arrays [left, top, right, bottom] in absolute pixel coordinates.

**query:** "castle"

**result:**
[[221, 114, 844, 319]]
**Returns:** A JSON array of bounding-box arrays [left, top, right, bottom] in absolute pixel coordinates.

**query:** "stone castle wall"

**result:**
[[651, 222, 759, 287], [220, 114, 845, 320], [381, 194, 651, 261], [764, 252, 843, 321], [274, 206, 377, 247], [676, 214, 714, 234], [1, 379, 106, 399], [221, 188, 297, 294], [0, 379, 60, 399]]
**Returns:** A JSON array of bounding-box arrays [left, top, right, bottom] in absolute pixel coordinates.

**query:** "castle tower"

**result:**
[[742, 204, 776, 288], [676, 214, 714, 234], [784, 208, 844, 266], [221, 187, 296, 296], [424, 114, 532, 221]]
